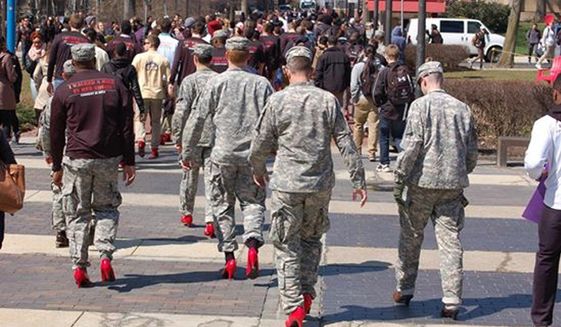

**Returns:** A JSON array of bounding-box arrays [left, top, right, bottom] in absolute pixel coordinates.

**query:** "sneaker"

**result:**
[[368, 156, 376, 162], [376, 164, 392, 173], [55, 230, 69, 248]]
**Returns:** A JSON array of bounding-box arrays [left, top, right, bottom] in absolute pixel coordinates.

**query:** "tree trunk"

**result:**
[[535, 0, 545, 22], [241, 0, 248, 15], [124, 0, 135, 20], [498, 0, 522, 67]]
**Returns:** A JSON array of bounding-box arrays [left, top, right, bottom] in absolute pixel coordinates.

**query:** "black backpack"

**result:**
[[360, 56, 383, 97], [386, 64, 414, 106]]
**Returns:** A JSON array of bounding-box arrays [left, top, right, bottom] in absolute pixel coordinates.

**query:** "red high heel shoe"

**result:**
[[181, 215, 193, 227], [303, 293, 313, 314], [221, 259, 236, 280], [246, 247, 259, 279], [203, 222, 215, 238], [100, 258, 116, 282], [73, 267, 93, 288], [285, 306, 306, 327]]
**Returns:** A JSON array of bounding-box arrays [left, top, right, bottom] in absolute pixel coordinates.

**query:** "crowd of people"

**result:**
[[0, 7, 559, 327]]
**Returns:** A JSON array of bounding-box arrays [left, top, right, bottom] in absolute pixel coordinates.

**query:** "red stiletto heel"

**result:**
[[100, 258, 116, 282], [246, 247, 259, 279]]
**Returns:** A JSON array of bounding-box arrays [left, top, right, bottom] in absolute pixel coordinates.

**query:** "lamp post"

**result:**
[[7, 0, 15, 53]]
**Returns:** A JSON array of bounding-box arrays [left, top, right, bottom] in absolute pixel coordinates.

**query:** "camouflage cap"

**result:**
[[193, 44, 213, 58], [212, 29, 229, 40], [71, 43, 96, 62], [417, 61, 443, 82], [285, 46, 313, 63], [184, 17, 196, 28], [62, 60, 75, 75], [225, 36, 250, 51]]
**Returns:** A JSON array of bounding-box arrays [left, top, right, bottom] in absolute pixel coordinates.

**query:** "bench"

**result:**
[[497, 136, 530, 167], [536, 56, 561, 84]]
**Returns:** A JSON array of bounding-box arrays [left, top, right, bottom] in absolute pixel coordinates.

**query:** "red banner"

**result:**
[[367, 0, 446, 13]]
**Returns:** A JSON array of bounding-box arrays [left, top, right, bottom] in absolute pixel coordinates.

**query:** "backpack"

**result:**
[[386, 64, 414, 106], [360, 57, 383, 97], [346, 44, 363, 66]]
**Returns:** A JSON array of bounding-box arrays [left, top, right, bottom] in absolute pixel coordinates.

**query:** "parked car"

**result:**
[[406, 18, 505, 62]]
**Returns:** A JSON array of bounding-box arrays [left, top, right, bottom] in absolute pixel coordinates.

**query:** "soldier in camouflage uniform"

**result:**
[[183, 37, 274, 280], [249, 46, 367, 326], [50, 44, 136, 287], [392, 61, 478, 319], [38, 60, 75, 248], [172, 44, 217, 238]]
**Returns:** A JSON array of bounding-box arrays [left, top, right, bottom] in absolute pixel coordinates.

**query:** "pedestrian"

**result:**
[[373, 44, 415, 172], [0, 36, 21, 144], [17, 16, 33, 69], [38, 60, 76, 248], [47, 14, 89, 93], [33, 45, 51, 122], [537, 20, 555, 70], [527, 23, 541, 64], [84, 29, 110, 71], [209, 30, 229, 73], [314, 35, 351, 106], [50, 43, 136, 287], [105, 20, 141, 62], [0, 129, 16, 250], [132, 35, 171, 159], [525, 74, 561, 327], [392, 61, 478, 319], [390, 26, 406, 63], [259, 22, 281, 80], [469, 27, 488, 70], [373, 30, 386, 57], [172, 44, 217, 238], [25, 31, 46, 104], [350, 43, 386, 162], [182, 36, 273, 280], [312, 35, 328, 70], [426, 24, 443, 44], [249, 46, 367, 327], [169, 19, 208, 90]]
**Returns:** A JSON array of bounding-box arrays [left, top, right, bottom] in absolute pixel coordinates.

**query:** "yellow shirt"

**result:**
[[132, 49, 170, 100]]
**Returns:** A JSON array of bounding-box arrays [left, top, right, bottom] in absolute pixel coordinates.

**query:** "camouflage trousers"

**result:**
[[179, 146, 213, 223], [208, 162, 266, 252], [62, 156, 122, 268], [51, 182, 65, 231], [270, 190, 331, 314], [395, 184, 466, 307]]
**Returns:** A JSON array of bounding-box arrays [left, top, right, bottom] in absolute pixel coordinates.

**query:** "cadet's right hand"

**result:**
[[352, 188, 367, 207], [253, 174, 269, 188], [175, 144, 182, 154], [181, 160, 192, 171], [47, 82, 54, 96], [45, 155, 53, 165], [123, 165, 136, 186], [52, 170, 63, 188], [393, 182, 406, 206]]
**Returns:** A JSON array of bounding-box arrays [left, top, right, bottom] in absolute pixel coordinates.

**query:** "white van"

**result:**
[[300, 0, 317, 10], [407, 18, 505, 62]]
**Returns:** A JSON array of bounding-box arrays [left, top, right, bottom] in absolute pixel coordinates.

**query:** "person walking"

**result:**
[[537, 21, 555, 70], [182, 37, 273, 280], [350, 43, 386, 162], [0, 129, 16, 250], [132, 35, 171, 159], [0, 36, 20, 144], [249, 46, 367, 327], [427, 24, 443, 44], [525, 75, 561, 327], [172, 44, 217, 237], [468, 27, 488, 70], [314, 35, 351, 106], [392, 61, 478, 320], [50, 44, 136, 287], [527, 24, 542, 64]]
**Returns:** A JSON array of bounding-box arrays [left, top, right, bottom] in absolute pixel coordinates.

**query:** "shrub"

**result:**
[[404, 44, 470, 71], [444, 0, 510, 34], [444, 79, 551, 148]]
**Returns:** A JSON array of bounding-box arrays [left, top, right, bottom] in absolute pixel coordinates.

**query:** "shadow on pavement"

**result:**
[[320, 261, 391, 277]]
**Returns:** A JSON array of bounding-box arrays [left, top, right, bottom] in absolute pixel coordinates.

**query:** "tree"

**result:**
[[497, 0, 523, 67], [124, 0, 135, 19], [241, 0, 247, 15]]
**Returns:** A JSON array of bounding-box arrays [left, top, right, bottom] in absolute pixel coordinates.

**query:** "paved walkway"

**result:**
[[0, 138, 555, 326]]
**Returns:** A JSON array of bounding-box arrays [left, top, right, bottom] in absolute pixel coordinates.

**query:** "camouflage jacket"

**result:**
[[183, 68, 273, 165], [173, 67, 217, 152], [395, 89, 478, 189], [249, 81, 366, 192]]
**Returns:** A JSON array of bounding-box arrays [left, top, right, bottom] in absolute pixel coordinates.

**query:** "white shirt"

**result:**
[[94, 46, 109, 71], [525, 115, 561, 209]]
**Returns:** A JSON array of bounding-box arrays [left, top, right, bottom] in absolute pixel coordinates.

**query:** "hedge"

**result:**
[[404, 44, 470, 72], [444, 80, 551, 148]]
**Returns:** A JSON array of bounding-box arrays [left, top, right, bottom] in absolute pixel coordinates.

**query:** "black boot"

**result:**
[[55, 230, 69, 248]]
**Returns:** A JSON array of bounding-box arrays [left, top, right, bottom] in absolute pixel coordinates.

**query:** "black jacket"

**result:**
[[101, 58, 145, 114], [314, 46, 351, 94]]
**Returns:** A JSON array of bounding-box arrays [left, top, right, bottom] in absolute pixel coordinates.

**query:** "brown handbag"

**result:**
[[0, 160, 25, 214]]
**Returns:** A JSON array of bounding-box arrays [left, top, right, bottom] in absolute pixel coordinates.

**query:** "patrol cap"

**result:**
[[212, 29, 229, 40], [417, 61, 443, 82], [225, 36, 250, 51], [285, 46, 313, 63], [71, 43, 96, 62], [193, 44, 213, 59], [184, 17, 196, 28], [63, 60, 75, 75]]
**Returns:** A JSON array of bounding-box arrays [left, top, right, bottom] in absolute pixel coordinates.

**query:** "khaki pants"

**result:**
[[135, 99, 163, 149], [353, 96, 379, 158]]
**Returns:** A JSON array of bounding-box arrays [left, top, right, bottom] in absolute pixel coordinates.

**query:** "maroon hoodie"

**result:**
[[47, 31, 89, 82]]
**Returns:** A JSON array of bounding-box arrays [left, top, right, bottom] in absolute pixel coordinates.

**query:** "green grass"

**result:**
[[444, 69, 536, 81], [516, 22, 543, 58], [17, 72, 36, 132]]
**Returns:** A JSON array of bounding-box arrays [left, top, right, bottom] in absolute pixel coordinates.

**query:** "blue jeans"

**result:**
[[379, 116, 406, 165]]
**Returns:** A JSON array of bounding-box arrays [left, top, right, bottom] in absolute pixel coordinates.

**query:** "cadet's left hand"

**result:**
[[352, 188, 368, 207], [52, 170, 63, 188], [253, 174, 269, 188], [123, 165, 136, 186], [175, 144, 182, 153], [181, 160, 192, 171], [393, 182, 406, 206]]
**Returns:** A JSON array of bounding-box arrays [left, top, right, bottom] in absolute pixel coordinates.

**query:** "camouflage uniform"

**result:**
[[249, 78, 366, 314], [173, 67, 217, 223], [62, 156, 122, 268], [183, 65, 273, 252], [394, 67, 478, 309]]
